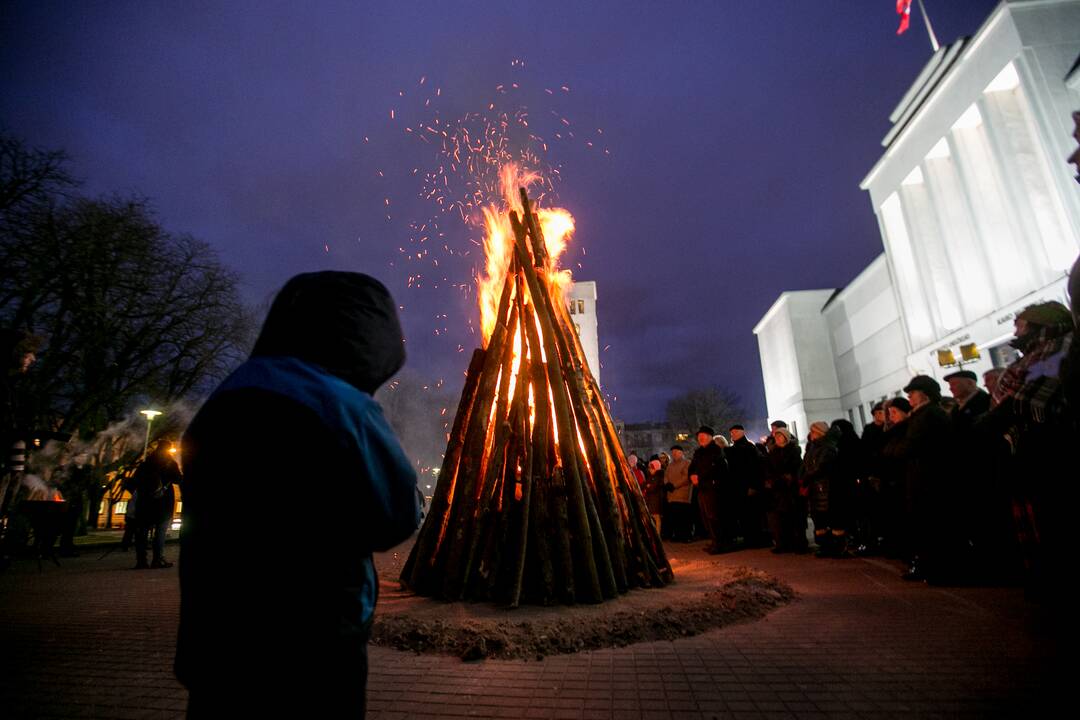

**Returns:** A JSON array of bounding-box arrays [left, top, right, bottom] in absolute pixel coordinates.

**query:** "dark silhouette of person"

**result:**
[[131, 440, 182, 569], [175, 271, 421, 717]]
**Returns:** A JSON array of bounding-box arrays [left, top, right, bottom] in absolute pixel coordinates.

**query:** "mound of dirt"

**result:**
[[370, 543, 794, 661]]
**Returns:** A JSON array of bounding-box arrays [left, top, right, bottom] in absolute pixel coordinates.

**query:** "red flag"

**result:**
[[897, 0, 912, 35]]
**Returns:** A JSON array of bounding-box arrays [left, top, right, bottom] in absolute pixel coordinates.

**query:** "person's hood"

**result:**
[[251, 271, 405, 394]]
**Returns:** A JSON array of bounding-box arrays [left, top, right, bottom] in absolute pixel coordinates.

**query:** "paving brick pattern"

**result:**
[[0, 543, 1063, 718]]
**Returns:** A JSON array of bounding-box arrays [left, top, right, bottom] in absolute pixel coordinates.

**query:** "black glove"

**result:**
[[664, 482, 675, 493]]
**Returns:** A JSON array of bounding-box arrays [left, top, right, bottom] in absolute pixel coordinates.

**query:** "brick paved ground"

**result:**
[[0, 541, 1065, 719]]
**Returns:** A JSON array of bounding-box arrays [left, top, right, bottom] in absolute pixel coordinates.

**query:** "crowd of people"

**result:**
[[632, 286, 1079, 593]]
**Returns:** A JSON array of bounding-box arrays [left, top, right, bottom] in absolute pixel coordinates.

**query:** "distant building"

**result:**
[[567, 280, 600, 384], [619, 422, 692, 460], [755, 0, 1080, 436]]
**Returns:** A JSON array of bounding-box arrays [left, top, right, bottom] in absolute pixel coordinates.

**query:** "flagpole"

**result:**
[[917, 0, 941, 52]]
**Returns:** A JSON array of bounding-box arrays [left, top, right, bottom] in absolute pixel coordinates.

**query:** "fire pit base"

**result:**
[[372, 542, 794, 661]]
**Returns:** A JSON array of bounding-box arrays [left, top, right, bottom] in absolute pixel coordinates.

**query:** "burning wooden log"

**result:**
[[402, 188, 673, 606]]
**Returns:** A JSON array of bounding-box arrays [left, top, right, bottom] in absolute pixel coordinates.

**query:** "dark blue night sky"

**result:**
[[1, 1, 1000, 423]]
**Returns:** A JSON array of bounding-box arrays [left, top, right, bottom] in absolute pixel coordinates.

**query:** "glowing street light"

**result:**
[[140, 409, 162, 458]]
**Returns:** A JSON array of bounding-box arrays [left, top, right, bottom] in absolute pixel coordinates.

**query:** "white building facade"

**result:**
[[568, 280, 600, 384], [756, 0, 1080, 434]]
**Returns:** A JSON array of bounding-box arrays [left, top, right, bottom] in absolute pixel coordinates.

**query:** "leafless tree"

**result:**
[[2, 133, 253, 526], [665, 386, 748, 436]]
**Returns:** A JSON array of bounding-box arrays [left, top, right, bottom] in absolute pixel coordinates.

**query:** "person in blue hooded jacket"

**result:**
[[175, 271, 420, 717]]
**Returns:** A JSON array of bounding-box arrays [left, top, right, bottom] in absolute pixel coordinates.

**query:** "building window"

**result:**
[[577, 299, 585, 315], [568, 301, 576, 315], [114, 501, 128, 515]]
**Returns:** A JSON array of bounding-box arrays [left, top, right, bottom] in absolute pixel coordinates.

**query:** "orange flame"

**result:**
[[477, 164, 574, 344]]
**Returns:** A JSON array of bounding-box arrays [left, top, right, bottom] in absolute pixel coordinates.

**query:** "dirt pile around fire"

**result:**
[[370, 542, 795, 661]]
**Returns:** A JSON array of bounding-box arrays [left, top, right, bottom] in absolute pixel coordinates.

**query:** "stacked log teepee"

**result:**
[[401, 189, 672, 606]]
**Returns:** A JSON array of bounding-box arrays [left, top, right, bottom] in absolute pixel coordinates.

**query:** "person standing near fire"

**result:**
[[176, 271, 420, 718], [688, 425, 732, 553], [663, 445, 692, 542]]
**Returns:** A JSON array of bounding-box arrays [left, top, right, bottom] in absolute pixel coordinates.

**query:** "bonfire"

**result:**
[[401, 168, 673, 606]]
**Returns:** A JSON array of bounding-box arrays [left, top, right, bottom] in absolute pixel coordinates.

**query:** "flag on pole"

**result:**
[[896, 0, 913, 35]]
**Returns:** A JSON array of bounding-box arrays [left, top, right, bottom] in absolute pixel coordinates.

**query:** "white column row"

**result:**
[[877, 61, 1079, 352]]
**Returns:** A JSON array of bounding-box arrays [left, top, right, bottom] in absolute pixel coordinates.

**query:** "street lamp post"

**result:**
[[140, 409, 162, 458]]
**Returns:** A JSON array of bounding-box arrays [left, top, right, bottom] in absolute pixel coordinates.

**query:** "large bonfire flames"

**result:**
[[401, 171, 672, 607]]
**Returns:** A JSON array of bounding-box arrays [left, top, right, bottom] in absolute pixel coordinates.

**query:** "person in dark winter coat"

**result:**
[[131, 441, 182, 569], [176, 271, 421, 718], [943, 368, 1006, 580], [944, 370, 991, 432], [981, 301, 1076, 597], [764, 428, 804, 553], [644, 457, 664, 535], [857, 403, 887, 554], [827, 419, 862, 556], [727, 424, 769, 548], [688, 425, 732, 553], [800, 421, 841, 557], [878, 398, 911, 558], [887, 375, 957, 583]]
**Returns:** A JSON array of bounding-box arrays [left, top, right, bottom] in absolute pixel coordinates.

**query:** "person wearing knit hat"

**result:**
[[885, 397, 911, 424], [801, 420, 840, 557]]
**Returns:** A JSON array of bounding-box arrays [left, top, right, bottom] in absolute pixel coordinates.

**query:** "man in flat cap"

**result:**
[[943, 369, 991, 432], [888, 375, 957, 583], [688, 425, 733, 553]]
